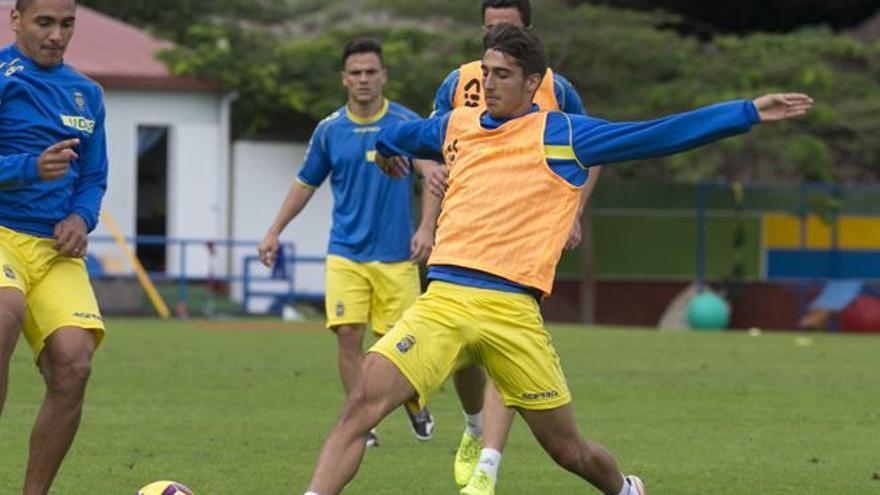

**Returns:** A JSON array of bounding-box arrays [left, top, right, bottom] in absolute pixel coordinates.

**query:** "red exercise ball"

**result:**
[[839, 295, 880, 333]]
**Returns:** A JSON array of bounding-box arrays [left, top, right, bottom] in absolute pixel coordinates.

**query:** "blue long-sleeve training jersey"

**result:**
[[378, 100, 760, 174], [0, 43, 108, 238], [377, 100, 761, 295]]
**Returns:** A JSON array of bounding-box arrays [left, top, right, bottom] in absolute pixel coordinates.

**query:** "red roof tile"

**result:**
[[0, 1, 218, 91]]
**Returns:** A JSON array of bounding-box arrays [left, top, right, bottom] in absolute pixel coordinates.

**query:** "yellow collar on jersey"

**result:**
[[346, 98, 389, 125]]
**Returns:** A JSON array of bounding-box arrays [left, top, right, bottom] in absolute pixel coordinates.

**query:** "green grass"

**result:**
[[2, 320, 879, 494]]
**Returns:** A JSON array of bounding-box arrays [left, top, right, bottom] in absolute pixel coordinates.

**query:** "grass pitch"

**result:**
[[1, 319, 878, 494]]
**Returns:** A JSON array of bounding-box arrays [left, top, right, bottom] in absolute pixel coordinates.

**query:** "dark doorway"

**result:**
[[136, 126, 169, 272]]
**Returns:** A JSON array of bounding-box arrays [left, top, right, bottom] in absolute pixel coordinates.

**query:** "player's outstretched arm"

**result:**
[[753, 93, 814, 122], [571, 94, 813, 167]]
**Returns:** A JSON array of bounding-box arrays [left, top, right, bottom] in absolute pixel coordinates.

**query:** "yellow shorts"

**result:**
[[0, 226, 105, 363], [370, 281, 571, 411], [325, 255, 420, 336]]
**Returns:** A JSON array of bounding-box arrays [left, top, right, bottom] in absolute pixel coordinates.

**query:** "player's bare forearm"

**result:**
[[419, 177, 442, 232], [268, 180, 315, 236], [410, 170, 442, 262], [259, 181, 315, 267], [415, 159, 447, 198]]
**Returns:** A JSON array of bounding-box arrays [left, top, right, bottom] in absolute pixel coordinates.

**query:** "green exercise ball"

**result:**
[[687, 291, 730, 331]]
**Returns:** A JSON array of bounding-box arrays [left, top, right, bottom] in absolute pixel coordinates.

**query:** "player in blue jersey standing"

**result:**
[[0, 1, 109, 494], [259, 38, 442, 447]]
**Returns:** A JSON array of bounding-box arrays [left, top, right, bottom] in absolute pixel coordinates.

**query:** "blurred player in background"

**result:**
[[0, 1, 110, 494], [259, 38, 442, 447], [301, 23, 812, 495], [432, 1, 601, 493]]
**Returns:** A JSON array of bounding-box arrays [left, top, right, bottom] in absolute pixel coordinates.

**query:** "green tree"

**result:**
[[80, 0, 880, 182]]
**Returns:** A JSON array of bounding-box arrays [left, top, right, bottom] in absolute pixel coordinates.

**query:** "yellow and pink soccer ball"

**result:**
[[136, 481, 193, 495]]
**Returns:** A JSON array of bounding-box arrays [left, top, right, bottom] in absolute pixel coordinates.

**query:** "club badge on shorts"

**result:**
[[396, 334, 416, 354], [3, 264, 15, 280], [335, 301, 345, 317]]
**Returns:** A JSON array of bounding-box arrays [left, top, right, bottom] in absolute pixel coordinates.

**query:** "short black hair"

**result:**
[[15, 0, 76, 13], [483, 23, 547, 78], [482, 0, 532, 28], [342, 37, 383, 68]]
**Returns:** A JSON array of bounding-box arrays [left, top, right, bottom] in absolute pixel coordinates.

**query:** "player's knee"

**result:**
[[338, 383, 381, 429], [341, 367, 400, 422], [0, 296, 25, 334], [44, 351, 92, 397]]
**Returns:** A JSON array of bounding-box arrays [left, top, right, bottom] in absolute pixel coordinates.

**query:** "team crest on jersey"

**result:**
[[74, 91, 86, 111], [3, 264, 15, 280], [335, 301, 345, 317], [396, 334, 416, 354]]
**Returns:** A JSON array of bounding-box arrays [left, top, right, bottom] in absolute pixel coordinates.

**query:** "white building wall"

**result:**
[[93, 89, 227, 278], [231, 141, 332, 310]]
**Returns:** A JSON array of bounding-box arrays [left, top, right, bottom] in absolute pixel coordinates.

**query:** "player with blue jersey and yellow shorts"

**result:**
[[431, 2, 605, 491], [0, 1, 110, 494], [259, 38, 443, 447], [301, 24, 812, 495]]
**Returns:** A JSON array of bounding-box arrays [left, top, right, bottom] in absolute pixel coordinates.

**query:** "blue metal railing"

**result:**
[[87, 235, 326, 315], [241, 253, 325, 313]]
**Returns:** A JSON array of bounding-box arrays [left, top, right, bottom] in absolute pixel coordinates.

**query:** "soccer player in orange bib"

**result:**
[[431, 2, 602, 492], [301, 24, 812, 495]]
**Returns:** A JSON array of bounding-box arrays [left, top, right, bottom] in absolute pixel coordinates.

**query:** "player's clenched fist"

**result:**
[[38, 138, 80, 180], [53, 213, 88, 258], [258, 232, 280, 268]]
